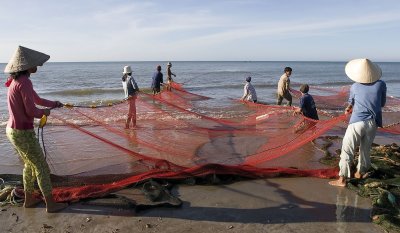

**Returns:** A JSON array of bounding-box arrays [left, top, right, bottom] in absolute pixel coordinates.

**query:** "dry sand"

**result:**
[[0, 177, 383, 233]]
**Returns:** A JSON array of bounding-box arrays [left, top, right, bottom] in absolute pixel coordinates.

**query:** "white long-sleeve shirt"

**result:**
[[242, 82, 257, 102], [122, 75, 139, 98]]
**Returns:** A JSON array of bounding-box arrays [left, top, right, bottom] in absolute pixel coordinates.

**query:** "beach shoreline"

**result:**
[[0, 125, 397, 232], [0, 177, 383, 233]]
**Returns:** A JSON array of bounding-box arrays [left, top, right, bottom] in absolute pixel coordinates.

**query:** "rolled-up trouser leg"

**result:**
[[277, 95, 284, 105], [338, 122, 361, 178], [357, 119, 377, 174], [128, 95, 137, 126], [6, 128, 53, 196], [285, 93, 293, 106], [23, 161, 37, 193]]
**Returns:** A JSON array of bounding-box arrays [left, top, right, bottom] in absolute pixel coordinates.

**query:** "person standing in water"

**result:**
[[166, 62, 176, 91], [122, 66, 139, 129], [277, 67, 293, 106], [151, 65, 163, 95], [4, 46, 67, 213], [329, 59, 386, 187], [241, 76, 257, 103]]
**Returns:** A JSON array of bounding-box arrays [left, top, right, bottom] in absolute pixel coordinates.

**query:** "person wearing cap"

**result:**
[[241, 76, 257, 103], [294, 84, 319, 120], [165, 62, 176, 91], [122, 66, 140, 129], [329, 59, 387, 187], [277, 67, 293, 106], [4, 46, 67, 212], [151, 65, 164, 95]]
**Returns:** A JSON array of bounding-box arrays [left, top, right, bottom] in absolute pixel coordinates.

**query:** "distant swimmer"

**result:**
[[277, 67, 293, 106], [241, 76, 257, 103], [4, 46, 67, 213], [151, 65, 163, 95], [329, 59, 386, 187], [122, 65, 139, 129], [166, 62, 176, 91]]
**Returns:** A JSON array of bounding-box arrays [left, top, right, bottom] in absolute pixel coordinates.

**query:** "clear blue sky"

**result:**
[[1, 0, 400, 62]]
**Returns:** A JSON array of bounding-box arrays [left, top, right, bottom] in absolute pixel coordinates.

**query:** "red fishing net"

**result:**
[[39, 83, 399, 202]]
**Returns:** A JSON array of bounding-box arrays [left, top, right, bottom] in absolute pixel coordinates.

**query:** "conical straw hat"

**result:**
[[4, 46, 50, 73], [345, 58, 382, 84]]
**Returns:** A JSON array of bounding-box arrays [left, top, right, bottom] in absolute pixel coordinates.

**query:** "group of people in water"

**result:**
[[241, 66, 319, 121], [120, 62, 176, 128], [3, 45, 387, 213], [240, 60, 386, 188]]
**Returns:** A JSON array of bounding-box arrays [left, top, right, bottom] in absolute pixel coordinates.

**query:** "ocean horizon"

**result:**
[[1, 61, 399, 121]]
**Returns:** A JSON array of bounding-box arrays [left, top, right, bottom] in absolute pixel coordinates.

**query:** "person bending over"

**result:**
[[241, 76, 257, 103], [294, 84, 319, 120]]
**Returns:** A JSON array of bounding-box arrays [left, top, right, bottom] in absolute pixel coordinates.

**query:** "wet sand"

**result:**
[[0, 177, 383, 233]]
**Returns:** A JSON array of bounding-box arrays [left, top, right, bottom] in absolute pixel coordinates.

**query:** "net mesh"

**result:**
[[34, 82, 399, 202]]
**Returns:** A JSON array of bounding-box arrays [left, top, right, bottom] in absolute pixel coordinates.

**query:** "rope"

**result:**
[[383, 121, 400, 128], [0, 181, 24, 206], [37, 125, 47, 159], [37, 119, 57, 172], [63, 97, 129, 109], [0, 178, 4, 189]]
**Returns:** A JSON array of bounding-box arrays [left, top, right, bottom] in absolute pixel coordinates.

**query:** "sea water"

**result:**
[[1, 61, 399, 121], [0, 61, 399, 173]]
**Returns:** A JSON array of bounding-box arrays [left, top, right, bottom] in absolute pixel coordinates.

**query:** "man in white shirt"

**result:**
[[241, 76, 257, 103]]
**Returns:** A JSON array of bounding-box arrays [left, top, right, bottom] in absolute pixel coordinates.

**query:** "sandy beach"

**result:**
[[0, 177, 383, 233]]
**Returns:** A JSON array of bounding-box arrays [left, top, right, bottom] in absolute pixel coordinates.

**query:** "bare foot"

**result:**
[[24, 198, 43, 208], [355, 171, 370, 179], [24, 193, 43, 208], [329, 179, 346, 187], [46, 202, 68, 213]]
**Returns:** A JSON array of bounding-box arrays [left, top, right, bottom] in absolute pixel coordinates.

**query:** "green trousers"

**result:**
[[6, 127, 52, 196]]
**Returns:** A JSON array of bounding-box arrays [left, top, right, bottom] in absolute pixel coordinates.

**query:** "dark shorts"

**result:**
[[153, 87, 161, 93]]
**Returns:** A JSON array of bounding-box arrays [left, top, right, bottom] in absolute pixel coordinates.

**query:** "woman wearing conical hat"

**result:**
[[329, 59, 387, 187], [4, 46, 68, 212]]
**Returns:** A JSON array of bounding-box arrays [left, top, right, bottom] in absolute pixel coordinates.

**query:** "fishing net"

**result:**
[[7, 82, 399, 202]]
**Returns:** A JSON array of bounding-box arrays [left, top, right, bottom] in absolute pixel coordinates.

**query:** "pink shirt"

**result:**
[[7, 75, 56, 130]]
